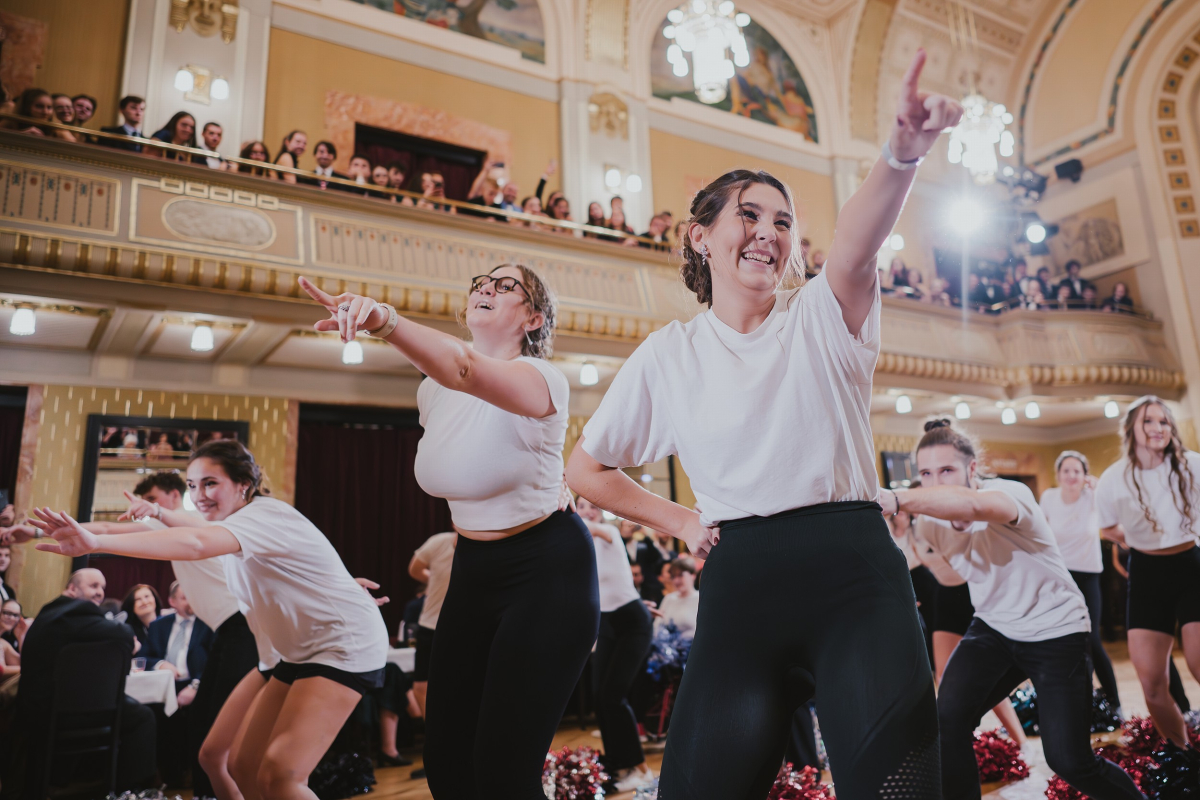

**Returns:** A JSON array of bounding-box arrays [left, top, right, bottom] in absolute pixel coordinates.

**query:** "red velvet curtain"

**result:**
[[0, 401, 26, 500], [91, 557, 176, 608], [294, 418, 452, 637], [353, 144, 478, 201]]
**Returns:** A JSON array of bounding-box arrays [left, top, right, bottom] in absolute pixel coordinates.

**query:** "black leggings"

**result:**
[[1069, 570, 1121, 708], [423, 511, 600, 799], [193, 612, 259, 797], [594, 599, 653, 771], [658, 502, 940, 800]]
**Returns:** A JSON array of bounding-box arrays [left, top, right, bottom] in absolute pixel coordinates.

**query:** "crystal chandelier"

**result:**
[[662, 1, 751, 105], [946, 93, 1015, 184]]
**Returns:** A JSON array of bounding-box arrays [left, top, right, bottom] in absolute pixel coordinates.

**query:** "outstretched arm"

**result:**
[[825, 49, 963, 335], [298, 277, 554, 418], [882, 485, 1018, 526], [31, 508, 240, 561]]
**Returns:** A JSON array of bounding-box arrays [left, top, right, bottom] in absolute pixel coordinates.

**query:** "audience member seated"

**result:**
[[387, 162, 416, 206], [417, 172, 456, 213], [13, 569, 156, 797], [195, 122, 226, 170], [72, 95, 97, 127], [0, 541, 13, 601], [515, 196, 546, 229], [51, 94, 75, 126], [1056, 259, 1095, 303], [13, 88, 76, 141], [639, 213, 671, 251], [1103, 281, 1135, 313], [886, 258, 920, 296], [238, 140, 275, 178], [1081, 284, 1099, 310], [146, 581, 213, 787], [100, 95, 146, 152], [622, 522, 665, 605], [150, 111, 197, 160], [121, 583, 163, 651], [371, 164, 391, 191], [498, 181, 520, 213], [607, 206, 636, 245], [1052, 282, 1073, 310], [274, 129, 307, 184], [302, 140, 344, 190], [1, 598, 24, 651], [347, 154, 372, 185], [583, 202, 607, 238], [655, 558, 699, 640]]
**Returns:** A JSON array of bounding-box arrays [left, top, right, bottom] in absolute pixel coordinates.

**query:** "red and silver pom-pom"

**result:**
[[767, 763, 835, 800], [542, 746, 610, 800], [973, 729, 1030, 784]]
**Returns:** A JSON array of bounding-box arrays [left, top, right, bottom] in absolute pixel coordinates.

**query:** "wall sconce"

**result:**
[[602, 164, 643, 194], [171, 0, 240, 44], [174, 64, 225, 105]]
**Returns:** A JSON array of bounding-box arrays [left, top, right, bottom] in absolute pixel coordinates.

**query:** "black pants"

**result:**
[[1069, 570, 1121, 708], [658, 502, 940, 800], [192, 612, 259, 796], [594, 599, 653, 771], [423, 511, 600, 799], [938, 619, 1144, 800], [785, 705, 821, 771]]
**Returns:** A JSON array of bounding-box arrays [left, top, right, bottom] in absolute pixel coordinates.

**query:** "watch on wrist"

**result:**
[[882, 139, 923, 171], [189, 679, 200, 690]]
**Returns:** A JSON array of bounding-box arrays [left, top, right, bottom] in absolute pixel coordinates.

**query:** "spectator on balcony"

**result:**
[[464, 164, 507, 221], [1051, 282, 1074, 310], [607, 206, 638, 246], [372, 164, 391, 190], [1034, 266, 1054, 301], [515, 196, 546, 230], [194, 122, 226, 170], [100, 95, 145, 151], [302, 140, 345, 190], [417, 173, 456, 214], [1080, 285, 1099, 310], [348, 155, 372, 185], [925, 277, 952, 307], [533, 159, 557, 206], [73, 95, 97, 126], [387, 162, 416, 206], [498, 182, 521, 213], [1056, 260, 1095, 301], [273, 129, 307, 183], [1102, 282, 1135, 314], [14, 88, 76, 141], [238, 140, 275, 178], [583, 202, 607, 239], [150, 111, 197, 160], [639, 213, 672, 251], [887, 258, 916, 294], [52, 94, 75, 125], [548, 195, 573, 231], [610, 195, 624, 219]]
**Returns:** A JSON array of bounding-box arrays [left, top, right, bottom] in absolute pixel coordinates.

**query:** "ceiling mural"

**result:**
[[351, 0, 546, 63]]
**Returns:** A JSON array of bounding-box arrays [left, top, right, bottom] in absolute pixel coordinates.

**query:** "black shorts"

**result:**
[[1127, 545, 1200, 634], [413, 625, 435, 682], [258, 667, 274, 680], [271, 660, 385, 695], [933, 582, 975, 636]]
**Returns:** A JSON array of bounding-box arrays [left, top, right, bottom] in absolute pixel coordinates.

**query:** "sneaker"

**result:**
[[410, 767, 427, 780], [377, 752, 413, 767], [613, 768, 656, 792], [591, 728, 602, 738]]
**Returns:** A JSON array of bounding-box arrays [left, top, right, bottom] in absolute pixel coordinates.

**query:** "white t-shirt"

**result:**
[[916, 479, 1090, 642], [582, 271, 881, 526], [413, 532, 456, 630], [143, 515, 240, 631], [1039, 487, 1104, 573], [909, 521, 966, 586], [219, 497, 389, 672], [1095, 454, 1200, 551], [415, 356, 570, 530], [588, 521, 641, 613], [656, 590, 700, 639]]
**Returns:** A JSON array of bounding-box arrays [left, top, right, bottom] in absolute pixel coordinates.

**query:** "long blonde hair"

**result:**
[[1121, 396, 1196, 536]]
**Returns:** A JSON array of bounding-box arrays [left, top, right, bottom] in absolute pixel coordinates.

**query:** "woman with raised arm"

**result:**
[[31, 439, 388, 800], [297, 265, 599, 798], [883, 420, 1144, 800], [1095, 396, 1200, 749], [565, 50, 960, 799]]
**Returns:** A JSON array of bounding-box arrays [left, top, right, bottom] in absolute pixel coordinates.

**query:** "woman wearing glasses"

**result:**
[[298, 268, 598, 798]]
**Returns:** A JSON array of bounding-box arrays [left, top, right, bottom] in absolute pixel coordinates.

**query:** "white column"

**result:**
[[832, 156, 860, 211]]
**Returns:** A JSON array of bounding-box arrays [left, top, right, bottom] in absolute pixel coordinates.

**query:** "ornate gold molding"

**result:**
[[876, 352, 1186, 392]]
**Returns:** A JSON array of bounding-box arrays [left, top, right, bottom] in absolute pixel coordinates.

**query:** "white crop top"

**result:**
[[582, 271, 881, 527], [415, 356, 570, 530], [1095, 454, 1200, 551]]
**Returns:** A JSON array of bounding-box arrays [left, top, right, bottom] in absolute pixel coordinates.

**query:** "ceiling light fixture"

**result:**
[[1001, 408, 1017, 425], [895, 395, 913, 414], [954, 401, 971, 420], [190, 323, 214, 352], [661, 0, 751, 104], [9, 306, 35, 336], [579, 362, 599, 386], [342, 339, 364, 365]]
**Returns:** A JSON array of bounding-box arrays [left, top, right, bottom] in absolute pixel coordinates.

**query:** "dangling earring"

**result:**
[[699, 243, 710, 264], [524, 329, 534, 350]]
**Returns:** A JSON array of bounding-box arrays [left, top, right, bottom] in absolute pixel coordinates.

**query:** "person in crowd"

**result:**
[[14, 88, 76, 141], [1011, 258, 1032, 300], [347, 154, 372, 185], [122, 583, 164, 650], [100, 95, 145, 151], [371, 164, 391, 191], [464, 166, 507, 221], [567, 50, 956, 799], [386, 162, 416, 206], [151, 111, 198, 160], [51, 94, 75, 125], [1035, 265, 1054, 301], [1052, 282, 1074, 310], [1103, 282, 1135, 313], [621, 522, 665, 605], [549, 195, 573, 230], [400, 586, 425, 644], [578, 497, 656, 792], [969, 273, 1004, 311], [1096, 396, 1200, 751], [72, 94, 97, 126], [302, 140, 344, 190], [16, 569, 156, 796], [607, 206, 637, 246], [498, 181, 521, 213], [274, 130, 307, 183], [1057, 260, 1095, 302], [647, 527, 677, 564], [1041, 451, 1123, 714], [655, 558, 699, 640], [1023, 285, 1048, 310], [31, 440, 389, 800], [532, 158, 557, 207], [0, 542, 13, 601], [417, 173, 455, 214], [885, 419, 1145, 800], [238, 140, 275, 178], [584, 202, 608, 238], [1081, 284, 1099, 310], [639, 214, 672, 251], [1, 598, 24, 652], [297, 261, 598, 798], [195, 122, 226, 170], [402, 530, 456, 778], [515, 196, 545, 229], [923, 276, 952, 307], [887, 257, 915, 293], [629, 563, 644, 595]]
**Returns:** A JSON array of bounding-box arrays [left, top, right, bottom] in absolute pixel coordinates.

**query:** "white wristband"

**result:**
[[368, 304, 399, 339], [882, 139, 923, 171]]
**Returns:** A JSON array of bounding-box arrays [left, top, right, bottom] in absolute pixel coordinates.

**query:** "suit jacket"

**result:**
[[17, 596, 135, 725], [299, 170, 349, 191], [1056, 277, 1095, 301], [99, 125, 143, 153], [0, 577, 14, 601], [145, 613, 213, 687]]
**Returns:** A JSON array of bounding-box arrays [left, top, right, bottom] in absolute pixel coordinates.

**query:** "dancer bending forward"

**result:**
[[883, 419, 1145, 800], [568, 49, 961, 799]]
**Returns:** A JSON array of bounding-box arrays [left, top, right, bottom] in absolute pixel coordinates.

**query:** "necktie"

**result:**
[[168, 617, 192, 679]]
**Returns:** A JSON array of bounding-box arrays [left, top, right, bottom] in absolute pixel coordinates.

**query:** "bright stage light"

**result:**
[[342, 340, 363, 365], [947, 198, 983, 234]]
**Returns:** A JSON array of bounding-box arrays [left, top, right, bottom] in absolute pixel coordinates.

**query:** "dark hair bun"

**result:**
[[924, 418, 953, 433]]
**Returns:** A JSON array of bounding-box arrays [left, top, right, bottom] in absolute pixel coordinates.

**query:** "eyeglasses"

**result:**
[[470, 274, 529, 300], [0, 611, 20, 619]]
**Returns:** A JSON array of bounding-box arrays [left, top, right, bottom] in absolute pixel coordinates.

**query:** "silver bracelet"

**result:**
[[884, 488, 900, 518], [367, 304, 399, 339], [882, 139, 923, 171]]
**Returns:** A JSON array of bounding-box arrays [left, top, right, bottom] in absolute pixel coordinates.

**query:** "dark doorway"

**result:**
[[354, 123, 486, 201], [294, 403, 452, 638], [0, 386, 26, 511]]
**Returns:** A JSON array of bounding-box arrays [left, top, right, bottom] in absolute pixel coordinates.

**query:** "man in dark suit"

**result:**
[[13, 569, 156, 798], [99, 96, 147, 153], [146, 581, 213, 787], [1056, 260, 1095, 304], [299, 141, 347, 190]]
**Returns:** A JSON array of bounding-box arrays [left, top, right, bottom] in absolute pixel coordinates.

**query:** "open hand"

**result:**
[[0, 523, 37, 545], [30, 508, 101, 557], [299, 277, 388, 344], [890, 49, 964, 163], [355, 577, 390, 607], [557, 474, 576, 513], [118, 491, 159, 522]]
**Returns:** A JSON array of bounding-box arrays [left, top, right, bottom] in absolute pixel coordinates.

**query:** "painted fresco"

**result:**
[[651, 16, 817, 142], [350, 0, 545, 63]]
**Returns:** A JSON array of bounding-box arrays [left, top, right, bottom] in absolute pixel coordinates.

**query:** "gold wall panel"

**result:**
[[0, 158, 119, 235]]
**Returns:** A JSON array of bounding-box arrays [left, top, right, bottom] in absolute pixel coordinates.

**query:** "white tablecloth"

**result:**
[[126, 669, 178, 716], [386, 647, 415, 673]]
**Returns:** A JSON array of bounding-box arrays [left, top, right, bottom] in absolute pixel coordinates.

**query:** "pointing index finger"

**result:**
[[298, 277, 336, 308], [901, 48, 927, 98]]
